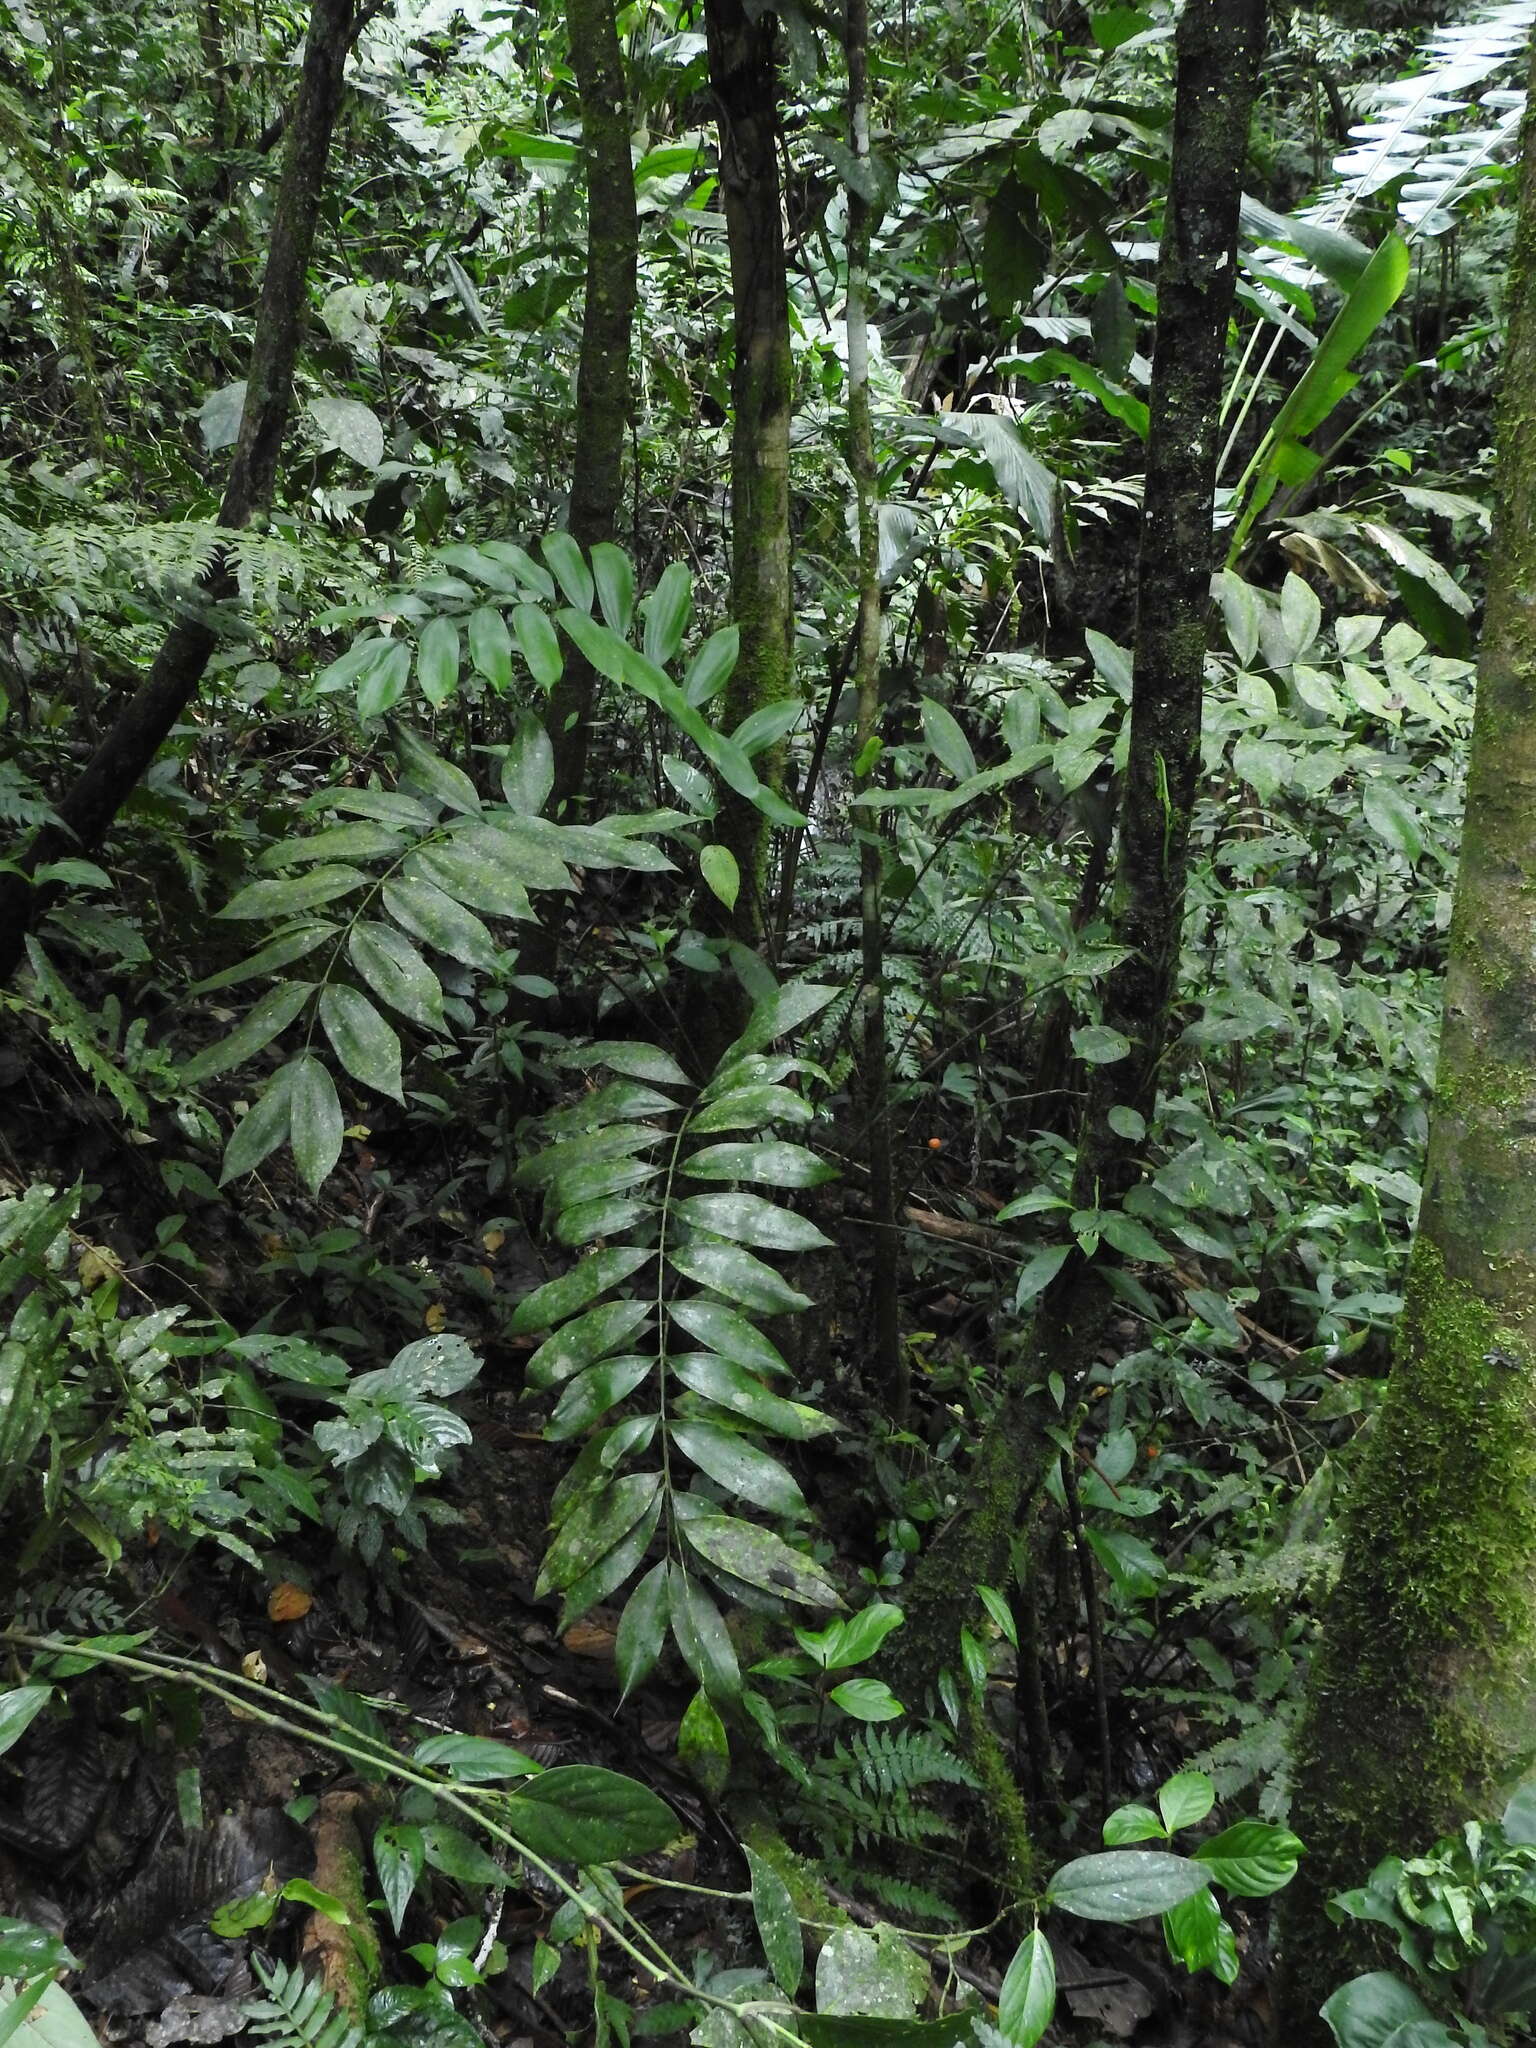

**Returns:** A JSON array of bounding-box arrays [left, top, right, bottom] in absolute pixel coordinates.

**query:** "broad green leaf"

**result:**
[[547, 1354, 655, 1440], [190, 922, 335, 995], [691, 1084, 814, 1134], [525, 1299, 653, 1388], [393, 726, 482, 814], [537, 1470, 662, 1596], [1050, 1850, 1211, 1922], [1362, 779, 1424, 862], [420, 1824, 507, 1888], [668, 1240, 811, 1315], [199, 379, 247, 452], [795, 2019, 976, 2048], [1318, 1972, 1435, 2048], [182, 980, 312, 1085], [1158, 1772, 1215, 1834], [998, 1928, 1055, 2048], [701, 845, 739, 911], [318, 986, 402, 1101], [1103, 1804, 1165, 1846], [1015, 1243, 1071, 1305], [681, 1515, 838, 1608], [218, 866, 368, 922], [746, 1845, 802, 1997], [733, 699, 803, 758], [722, 981, 840, 1062], [542, 531, 595, 612], [669, 1419, 808, 1516], [669, 1301, 792, 1377], [407, 842, 534, 922], [0, 1686, 52, 1757], [503, 1764, 678, 1863], [349, 922, 446, 1033], [815, 1926, 926, 2019], [683, 626, 739, 705], [319, 787, 434, 828], [671, 1351, 831, 1438], [1163, 1886, 1232, 1979], [1193, 1820, 1304, 1897], [554, 1196, 652, 1248], [260, 821, 405, 870], [357, 642, 411, 720], [220, 1063, 298, 1184], [562, 1039, 689, 1086], [1072, 1024, 1132, 1065], [795, 1601, 904, 1669], [678, 1688, 730, 1798], [828, 1679, 903, 1722], [289, 1054, 344, 1195], [468, 606, 513, 692], [413, 1732, 540, 1782], [503, 712, 555, 815], [643, 562, 694, 666], [557, 1484, 665, 1626], [509, 1245, 654, 1336], [591, 542, 635, 633], [417, 616, 460, 707], [382, 878, 498, 969], [1085, 1527, 1166, 1600], [672, 1192, 831, 1252], [513, 603, 564, 688], [0, 1979, 100, 2048], [681, 1140, 836, 1188], [668, 1565, 742, 1699], [1212, 569, 1261, 666], [920, 698, 976, 781], [308, 395, 384, 468], [459, 815, 571, 892], [615, 1559, 669, 1700]]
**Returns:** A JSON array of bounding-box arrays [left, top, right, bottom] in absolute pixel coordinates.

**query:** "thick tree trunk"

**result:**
[[545, 0, 639, 815], [0, 0, 357, 986], [888, 0, 1267, 1699], [703, 0, 794, 950], [1278, 35, 1536, 2040], [844, 0, 903, 1417]]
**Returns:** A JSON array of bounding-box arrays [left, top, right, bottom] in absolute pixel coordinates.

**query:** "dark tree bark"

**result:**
[[888, 0, 1268, 1698], [545, 0, 639, 815], [703, 0, 794, 950], [0, 0, 358, 985], [843, 0, 903, 1416], [1277, 31, 1536, 2041]]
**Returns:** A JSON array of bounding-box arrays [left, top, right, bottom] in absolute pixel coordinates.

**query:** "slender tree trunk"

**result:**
[[843, 0, 903, 1417], [888, 0, 1267, 1697], [545, 0, 639, 815], [703, 0, 794, 950], [1278, 35, 1536, 2039], [0, 0, 357, 986]]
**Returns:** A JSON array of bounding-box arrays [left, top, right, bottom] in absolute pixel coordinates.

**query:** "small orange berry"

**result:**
[[928, 1136, 943, 1151], [1146, 1443, 1160, 1459]]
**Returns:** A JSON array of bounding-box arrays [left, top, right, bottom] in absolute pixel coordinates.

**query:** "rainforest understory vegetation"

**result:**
[[4, 1, 1536, 2046]]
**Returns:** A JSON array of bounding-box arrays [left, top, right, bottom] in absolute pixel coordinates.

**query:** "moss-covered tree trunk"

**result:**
[[1278, 37, 1536, 2038], [0, 0, 356, 985], [703, 0, 794, 950], [545, 0, 638, 816], [888, 0, 1267, 1700]]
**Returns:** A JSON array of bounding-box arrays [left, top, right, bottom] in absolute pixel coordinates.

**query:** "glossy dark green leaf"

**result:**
[[260, 821, 405, 870], [681, 1514, 838, 1609], [680, 1141, 837, 1188], [420, 1824, 507, 1888], [512, 602, 563, 686], [416, 617, 460, 706], [318, 985, 403, 1102], [548, 1153, 663, 1213], [221, 1063, 298, 1183], [558, 1486, 664, 1627], [667, 1240, 811, 1315], [672, 1192, 831, 1252], [374, 1824, 424, 1935], [671, 1352, 831, 1438], [190, 922, 337, 995], [1050, 1850, 1211, 1922], [591, 542, 635, 633], [553, 1195, 653, 1248], [393, 726, 482, 814], [669, 1419, 808, 1516], [542, 531, 594, 612], [615, 1559, 670, 1701], [508, 1245, 653, 1336], [503, 712, 555, 815], [683, 626, 739, 706], [458, 817, 571, 893], [746, 1846, 802, 1997], [348, 921, 446, 1033], [413, 1732, 541, 1782], [667, 1300, 791, 1377], [525, 1300, 653, 1389], [381, 878, 498, 968], [357, 642, 411, 720], [1318, 1972, 1435, 2048], [546, 1354, 656, 1440], [182, 980, 313, 1084], [406, 841, 534, 922], [289, 1053, 344, 1194], [642, 561, 692, 665], [998, 1928, 1055, 2048], [537, 1471, 662, 1597], [218, 865, 369, 922], [690, 1084, 814, 1133], [503, 1765, 678, 1863], [1194, 1821, 1304, 1897], [722, 981, 840, 1061], [677, 1687, 729, 1798], [0, 1686, 52, 1758], [668, 1563, 742, 1699], [562, 1040, 690, 1087], [468, 606, 513, 693]]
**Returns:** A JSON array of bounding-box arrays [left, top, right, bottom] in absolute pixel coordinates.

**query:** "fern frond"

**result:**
[[245, 1957, 363, 2048]]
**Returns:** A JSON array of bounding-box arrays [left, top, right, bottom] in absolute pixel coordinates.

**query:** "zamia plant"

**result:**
[[312, 531, 806, 914], [508, 982, 844, 1705], [184, 718, 673, 1192]]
